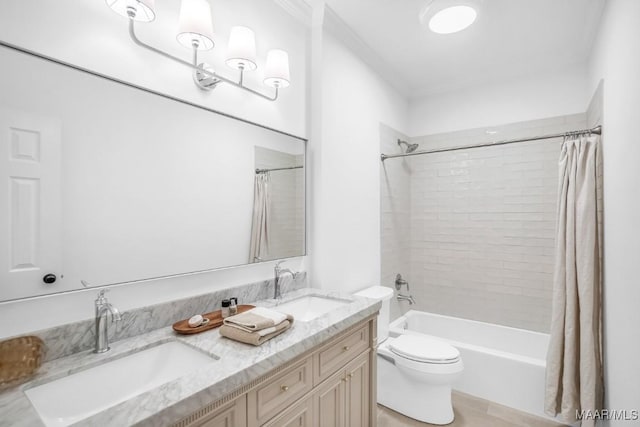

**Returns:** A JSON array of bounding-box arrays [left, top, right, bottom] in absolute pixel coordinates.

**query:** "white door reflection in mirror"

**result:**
[[0, 108, 61, 301]]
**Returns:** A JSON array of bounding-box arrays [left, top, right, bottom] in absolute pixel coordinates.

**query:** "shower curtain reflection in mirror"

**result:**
[[249, 172, 271, 263], [249, 146, 305, 264]]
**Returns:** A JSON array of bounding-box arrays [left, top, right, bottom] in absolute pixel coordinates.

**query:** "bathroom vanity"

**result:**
[[0, 289, 380, 427], [175, 315, 376, 427]]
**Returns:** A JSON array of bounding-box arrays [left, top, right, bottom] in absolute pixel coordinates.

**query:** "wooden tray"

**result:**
[[172, 304, 255, 335]]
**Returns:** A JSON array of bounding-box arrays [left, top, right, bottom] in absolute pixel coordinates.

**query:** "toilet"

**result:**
[[354, 286, 464, 425]]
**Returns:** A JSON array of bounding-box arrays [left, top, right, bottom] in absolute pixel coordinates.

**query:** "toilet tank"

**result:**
[[353, 286, 394, 342]]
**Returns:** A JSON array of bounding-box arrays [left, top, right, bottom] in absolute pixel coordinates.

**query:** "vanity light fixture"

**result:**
[[106, 0, 156, 22], [226, 26, 257, 71], [105, 0, 289, 101], [420, 0, 480, 34]]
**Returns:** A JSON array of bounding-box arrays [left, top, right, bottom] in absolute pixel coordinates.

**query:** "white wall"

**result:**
[[408, 67, 589, 136], [0, 0, 309, 338], [310, 25, 409, 293], [587, 0, 640, 422]]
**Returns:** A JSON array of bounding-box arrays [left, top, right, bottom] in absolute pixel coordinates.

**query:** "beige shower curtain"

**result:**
[[249, 173, 271, 263], [545, 133, 604, 426]]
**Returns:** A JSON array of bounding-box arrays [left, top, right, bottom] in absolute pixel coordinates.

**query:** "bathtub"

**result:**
[[389, 310, 553, 420]]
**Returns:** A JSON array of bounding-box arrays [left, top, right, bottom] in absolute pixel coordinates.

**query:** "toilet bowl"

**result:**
[[353, 286, 464, 425], [378, 335, 463, 424]]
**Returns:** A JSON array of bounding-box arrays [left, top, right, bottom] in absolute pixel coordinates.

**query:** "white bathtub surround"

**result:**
[[545, 134, 604, 425], [7, 273, 306, 363], [389, 310, 556, 421], [382, 114, 589, 332], [0, 288, 380, 427]]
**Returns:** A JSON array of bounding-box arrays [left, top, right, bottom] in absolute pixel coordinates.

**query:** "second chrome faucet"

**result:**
[[274, 261, 298, 299], [94, 289, 122, 353]]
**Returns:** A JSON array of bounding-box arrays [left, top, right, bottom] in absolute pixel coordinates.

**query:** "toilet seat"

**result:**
[[389, 335, 460, 364]]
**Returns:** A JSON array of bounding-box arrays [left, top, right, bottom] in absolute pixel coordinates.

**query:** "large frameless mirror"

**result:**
[[0, 43, 306, 302]]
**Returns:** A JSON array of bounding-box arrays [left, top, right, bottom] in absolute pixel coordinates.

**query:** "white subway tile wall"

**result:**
[[381, 114, 588, 332], [380, 124, 412, 322]]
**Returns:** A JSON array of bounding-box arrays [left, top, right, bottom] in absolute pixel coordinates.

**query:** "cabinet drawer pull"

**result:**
[[342, 345, 350, 351], [281, 385, 290, 392]]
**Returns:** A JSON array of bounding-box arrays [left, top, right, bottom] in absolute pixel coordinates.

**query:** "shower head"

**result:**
[[397, 139, 419, 153]]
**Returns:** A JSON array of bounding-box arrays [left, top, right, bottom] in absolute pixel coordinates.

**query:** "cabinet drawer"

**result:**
[[314, 323, 369, 385], [247, 356, 313, 425]]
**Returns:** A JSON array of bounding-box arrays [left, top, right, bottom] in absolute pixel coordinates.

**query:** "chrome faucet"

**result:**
[[274, 261, 298, 300], [94, 289, 122, 353]]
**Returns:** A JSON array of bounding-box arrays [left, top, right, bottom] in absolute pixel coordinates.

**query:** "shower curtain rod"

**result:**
[[380, 125, 602, 161], [255, 165, 303, 174]]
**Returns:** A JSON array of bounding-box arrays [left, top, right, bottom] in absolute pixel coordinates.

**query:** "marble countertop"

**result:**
[[0, 288, 381, 427]]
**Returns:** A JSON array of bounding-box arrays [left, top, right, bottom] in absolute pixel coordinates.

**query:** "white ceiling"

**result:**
[[324, 0, 605, 98]]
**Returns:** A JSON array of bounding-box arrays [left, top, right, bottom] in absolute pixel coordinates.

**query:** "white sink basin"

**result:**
[[25, 341, 216, 427], [273, 296, 349, 322]]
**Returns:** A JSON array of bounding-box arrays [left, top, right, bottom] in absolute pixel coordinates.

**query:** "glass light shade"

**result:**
[[263, 49, 290, 88], [428, 5, 477, 34], [106, 0, 155, 22], [226, 26, 257, 71], [176, 0, 215, 50]]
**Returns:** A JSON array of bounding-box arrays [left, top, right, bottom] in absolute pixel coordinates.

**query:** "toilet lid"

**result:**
[[389, 335, 460, 364]]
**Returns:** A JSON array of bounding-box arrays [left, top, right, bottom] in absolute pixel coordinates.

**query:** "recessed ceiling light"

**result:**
[[429, 6, 477, 34], [420, 1, 480, 35]]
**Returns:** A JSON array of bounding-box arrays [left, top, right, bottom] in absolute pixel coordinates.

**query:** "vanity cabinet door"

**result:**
[[261, 395, 313, 427], [345, 353, 370, 427], [312, 351, 371, 427], [313, 369, 345, 427], [194, 395, 247, 427]]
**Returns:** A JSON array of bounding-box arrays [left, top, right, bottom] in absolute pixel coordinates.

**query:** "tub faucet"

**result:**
[[94, 289, 121, 353], [274, 261, 298, 299], [397, 294, 416, 305]]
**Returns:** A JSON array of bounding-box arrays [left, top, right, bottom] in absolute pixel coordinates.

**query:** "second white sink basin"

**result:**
[[25, 341, 216, 427], [273, 295, 349, 322]]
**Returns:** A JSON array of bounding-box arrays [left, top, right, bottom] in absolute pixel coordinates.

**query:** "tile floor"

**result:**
[[377, 391, 569, 427]]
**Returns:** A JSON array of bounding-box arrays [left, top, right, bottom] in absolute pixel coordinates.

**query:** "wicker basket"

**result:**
[[0, 335, 44, 390]]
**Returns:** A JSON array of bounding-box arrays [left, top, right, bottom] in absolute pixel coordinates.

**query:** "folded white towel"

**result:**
[[249, 307, 288, 325], [223, 306, 289, 331], [226, 323, 278, 337]]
